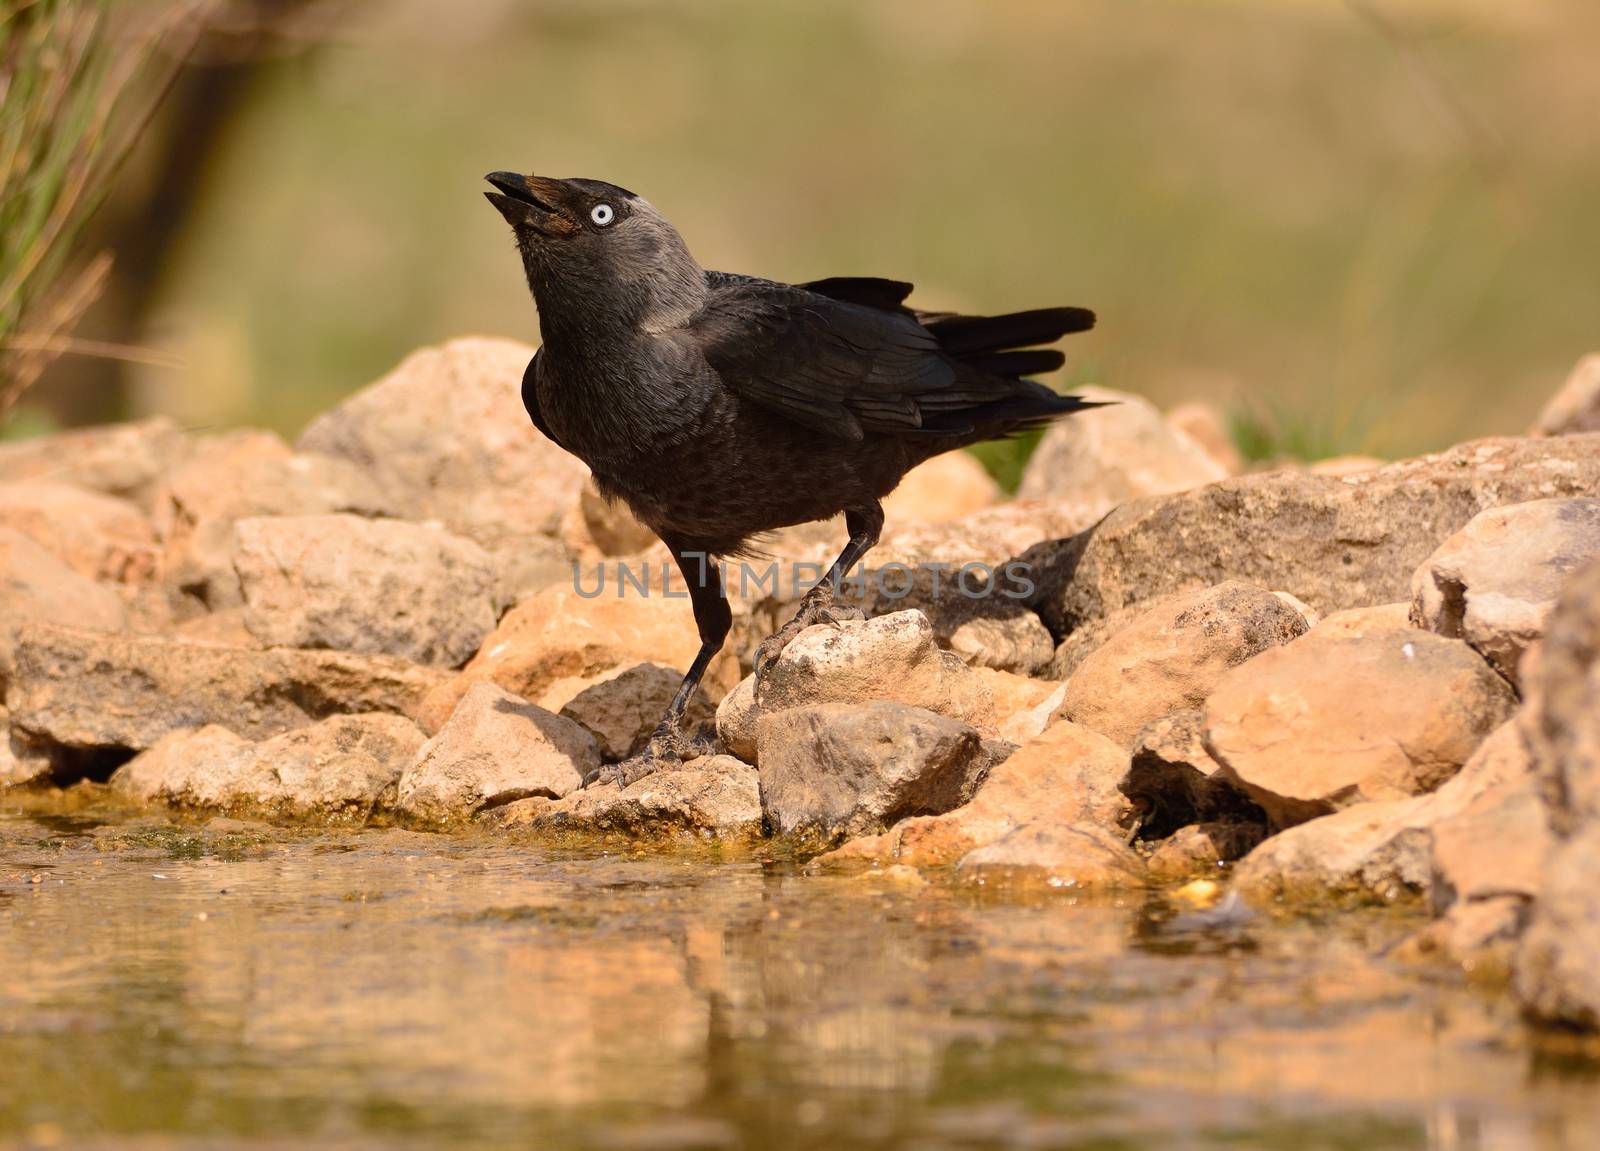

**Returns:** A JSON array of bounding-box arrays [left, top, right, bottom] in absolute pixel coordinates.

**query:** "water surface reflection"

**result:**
[[2, 800, 1596, 1149]]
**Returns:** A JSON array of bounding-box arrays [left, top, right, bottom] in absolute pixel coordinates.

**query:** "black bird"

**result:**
[[485, 171, 1097, 780]]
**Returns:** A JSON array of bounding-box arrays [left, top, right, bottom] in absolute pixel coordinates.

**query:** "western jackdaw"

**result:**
[[485, 171, 1097, 782]]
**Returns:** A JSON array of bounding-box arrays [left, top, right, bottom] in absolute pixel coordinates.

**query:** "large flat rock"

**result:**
[[113, 714, 426, 819], [6, 623, 444, 754], [1027, 435, 1600, 639]]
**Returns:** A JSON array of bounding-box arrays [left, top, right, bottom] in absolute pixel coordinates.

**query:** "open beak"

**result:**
[[484, 171, 576, 235]]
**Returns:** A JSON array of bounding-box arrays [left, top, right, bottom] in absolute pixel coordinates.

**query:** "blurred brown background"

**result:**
[[16, 0, 1600, 464]]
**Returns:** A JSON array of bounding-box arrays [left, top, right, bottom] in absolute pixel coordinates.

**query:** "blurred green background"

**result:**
[[16, 0, 1600, 463]]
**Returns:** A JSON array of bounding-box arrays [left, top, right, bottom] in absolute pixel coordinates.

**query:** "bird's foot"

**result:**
[[753, 582, 865, 700], [589, 721, 712, 789]]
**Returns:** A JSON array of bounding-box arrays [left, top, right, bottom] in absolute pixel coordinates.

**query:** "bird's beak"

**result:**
[[484, 171, 578, 237]]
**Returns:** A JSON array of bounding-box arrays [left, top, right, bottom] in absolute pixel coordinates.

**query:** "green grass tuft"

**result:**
[[0, 0, 196, 421]]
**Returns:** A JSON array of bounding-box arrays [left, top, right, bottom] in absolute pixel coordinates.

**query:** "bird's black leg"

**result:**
[[754, 503, 884, 695], [597, 542, 730, 787]]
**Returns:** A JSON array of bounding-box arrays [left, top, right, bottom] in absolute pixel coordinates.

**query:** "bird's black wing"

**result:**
[[798, 275, 1095, 381], [709, 272, 914, 313], [688, 281, 976, 442], [693, 274, 1100, 442], [800, 276, 915, 312]]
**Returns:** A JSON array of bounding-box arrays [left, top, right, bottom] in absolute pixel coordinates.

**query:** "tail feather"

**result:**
[[921, 388, 1111, 435], [962, 348, 1066, 379], [924, 306, 1096, 357]]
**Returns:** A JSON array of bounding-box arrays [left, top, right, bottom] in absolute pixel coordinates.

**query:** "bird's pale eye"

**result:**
[[590, 203, 615, 227]]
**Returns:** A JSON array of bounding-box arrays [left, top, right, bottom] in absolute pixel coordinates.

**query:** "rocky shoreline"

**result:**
[[4, 339, 1600, 1032]]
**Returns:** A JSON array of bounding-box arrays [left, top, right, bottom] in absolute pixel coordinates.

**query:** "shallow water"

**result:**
[[2, 794, 1597, 1151]]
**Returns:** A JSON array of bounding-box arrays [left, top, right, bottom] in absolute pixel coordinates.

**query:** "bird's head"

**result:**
[[485, 171, 704, 333]]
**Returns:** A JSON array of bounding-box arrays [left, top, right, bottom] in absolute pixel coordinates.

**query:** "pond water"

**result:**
[[2, 794, 1597, 1151]]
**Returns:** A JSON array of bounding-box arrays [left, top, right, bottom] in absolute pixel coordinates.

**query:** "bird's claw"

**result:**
[[588, 721, 709, 788], [752, 582, 865, 702]]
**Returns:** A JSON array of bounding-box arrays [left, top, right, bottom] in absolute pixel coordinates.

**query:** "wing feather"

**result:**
[[692, 286, 956, 440], [690, 275, 1095, 443]]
